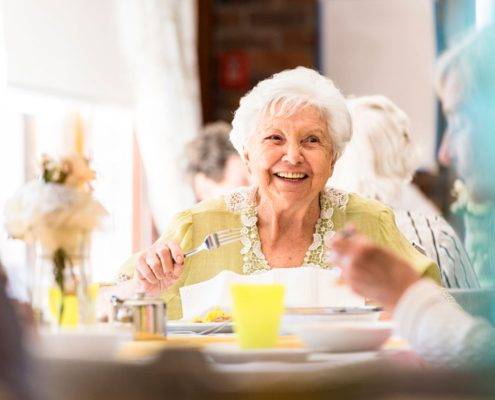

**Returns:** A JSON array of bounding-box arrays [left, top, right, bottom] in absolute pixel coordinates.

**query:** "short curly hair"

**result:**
[[185, 121, 238, 183], [230, 66, 352, 161]]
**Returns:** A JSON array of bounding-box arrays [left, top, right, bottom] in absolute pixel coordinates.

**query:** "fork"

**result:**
[[183, 228, 242, 258], [197, 321, 231, 335]]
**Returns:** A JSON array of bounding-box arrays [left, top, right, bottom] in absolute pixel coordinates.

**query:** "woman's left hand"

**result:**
[[326, 230, 421, 310]]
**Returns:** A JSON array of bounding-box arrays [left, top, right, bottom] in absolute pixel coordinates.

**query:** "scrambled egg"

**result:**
[[192, 307, 232, 323]]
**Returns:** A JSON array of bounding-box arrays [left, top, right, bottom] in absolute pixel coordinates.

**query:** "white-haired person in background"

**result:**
[[330, 95, 479, 289], [114, 67, 439, 320], [329, 24, 495, 369], [331, 95, 438, 215]]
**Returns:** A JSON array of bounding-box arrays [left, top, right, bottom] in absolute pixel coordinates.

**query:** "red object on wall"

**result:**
[[218, 51, 250, 90]]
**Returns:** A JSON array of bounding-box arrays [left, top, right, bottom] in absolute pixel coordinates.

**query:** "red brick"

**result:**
[[213, 9, 242, 27], [281, 29, 316, 49], [214, 30, 278, 50], [250, 9, 306, 27]]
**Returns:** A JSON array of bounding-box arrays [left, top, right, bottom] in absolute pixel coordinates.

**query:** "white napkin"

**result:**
[[179, 267, 364, 321]]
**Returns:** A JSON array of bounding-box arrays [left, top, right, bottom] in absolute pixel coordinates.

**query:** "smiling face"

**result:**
[[244, 105, 334, 208]]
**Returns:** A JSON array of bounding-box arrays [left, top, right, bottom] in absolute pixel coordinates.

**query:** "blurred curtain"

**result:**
[[118, 0, 200, 232], [0, 3, 6, 103]]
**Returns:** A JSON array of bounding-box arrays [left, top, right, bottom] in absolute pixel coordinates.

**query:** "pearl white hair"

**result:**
[[230, 67, 352, 161], [330, 95, 420, 197]]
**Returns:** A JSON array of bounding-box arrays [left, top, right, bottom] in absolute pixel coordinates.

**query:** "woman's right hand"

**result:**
[[327, 230, 421, 311], [134, 241, 185, 296]]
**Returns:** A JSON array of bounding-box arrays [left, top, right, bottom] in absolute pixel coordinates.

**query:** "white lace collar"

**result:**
[[225, 186, 348, 274]]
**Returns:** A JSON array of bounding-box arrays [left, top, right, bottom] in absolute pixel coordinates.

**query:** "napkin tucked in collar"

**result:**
[[179, 266, 364, 321]]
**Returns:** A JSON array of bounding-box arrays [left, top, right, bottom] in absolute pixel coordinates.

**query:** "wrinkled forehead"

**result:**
[[257, 100, 328, 132]]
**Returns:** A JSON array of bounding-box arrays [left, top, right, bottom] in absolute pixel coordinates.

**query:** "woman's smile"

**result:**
[[272, 171, 310, 187]]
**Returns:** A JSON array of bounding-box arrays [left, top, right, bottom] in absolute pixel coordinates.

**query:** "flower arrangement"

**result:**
[[4, 153, 107, 324]]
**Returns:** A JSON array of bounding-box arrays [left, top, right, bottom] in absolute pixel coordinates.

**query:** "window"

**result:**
[[0, 88, 136, 298]]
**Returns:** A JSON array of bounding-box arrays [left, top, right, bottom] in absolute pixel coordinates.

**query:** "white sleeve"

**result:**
[[393, 279, 495, 367]]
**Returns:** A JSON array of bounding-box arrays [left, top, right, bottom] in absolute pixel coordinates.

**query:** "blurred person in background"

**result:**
[[331, 95, 479, 288], [436, 24, 495, 288], [184, 121, 250, 202], [331, 95, 438, 215], [328, 23, 495, 368]]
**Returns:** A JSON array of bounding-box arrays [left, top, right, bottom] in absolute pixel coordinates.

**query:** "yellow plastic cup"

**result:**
[[230, 283, 285, 349]]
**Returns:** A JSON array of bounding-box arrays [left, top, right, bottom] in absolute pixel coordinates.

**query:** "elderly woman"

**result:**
[[117, 67, 440, 320]]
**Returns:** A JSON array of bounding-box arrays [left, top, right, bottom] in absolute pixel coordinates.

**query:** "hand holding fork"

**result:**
[[135, 228, 242, 295]]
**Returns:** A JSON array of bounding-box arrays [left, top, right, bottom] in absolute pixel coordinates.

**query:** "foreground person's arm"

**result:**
[[393, 279, 495, 367], [329, 230, 495, 367]]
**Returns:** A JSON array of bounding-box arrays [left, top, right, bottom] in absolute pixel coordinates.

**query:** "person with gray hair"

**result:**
[[184, 121, 249, 202], [116, 67, 439, 320], [331, 95, 479, 288]]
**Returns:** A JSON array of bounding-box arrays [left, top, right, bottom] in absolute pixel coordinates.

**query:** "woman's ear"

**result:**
[[243, 150, 251, 174]]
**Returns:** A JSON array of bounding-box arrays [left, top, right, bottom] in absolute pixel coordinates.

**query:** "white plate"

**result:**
[[203, 343, 309, 364], [287, 321, 393, 353], [167, 321, 234, 334]]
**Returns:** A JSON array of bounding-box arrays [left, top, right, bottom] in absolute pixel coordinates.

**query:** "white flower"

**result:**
[[4, 180, 108, 246]]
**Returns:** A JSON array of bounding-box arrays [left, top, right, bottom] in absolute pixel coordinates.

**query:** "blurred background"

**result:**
[[0, 0, 492, 296]]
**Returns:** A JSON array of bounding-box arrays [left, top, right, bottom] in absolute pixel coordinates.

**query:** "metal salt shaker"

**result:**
[[111, 292, 167, 340]]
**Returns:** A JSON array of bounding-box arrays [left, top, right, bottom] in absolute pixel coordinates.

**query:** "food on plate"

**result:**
[[192, 307, 232, 323]]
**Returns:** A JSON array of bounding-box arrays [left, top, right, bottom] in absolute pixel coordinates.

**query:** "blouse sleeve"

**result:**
[[394, 279, 495, 367], [377, 208, 441, 283], [116, 210, 194, 281]]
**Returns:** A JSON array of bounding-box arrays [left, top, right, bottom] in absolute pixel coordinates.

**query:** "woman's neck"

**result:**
[[256, 192, 321, 241]]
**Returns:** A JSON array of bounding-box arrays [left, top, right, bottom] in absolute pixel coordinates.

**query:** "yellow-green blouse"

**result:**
[[119, 187, 441, 320]]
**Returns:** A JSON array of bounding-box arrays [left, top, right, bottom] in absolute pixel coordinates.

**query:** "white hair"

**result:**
[[230, 67, 352, 161], [330, 95, 420, 198]]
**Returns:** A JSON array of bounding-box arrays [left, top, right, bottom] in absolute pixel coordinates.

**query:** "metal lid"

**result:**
[[123, 292, 166, 307]]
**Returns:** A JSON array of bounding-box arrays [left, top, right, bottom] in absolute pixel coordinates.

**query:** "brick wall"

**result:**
[[209, 0, 317, 122]]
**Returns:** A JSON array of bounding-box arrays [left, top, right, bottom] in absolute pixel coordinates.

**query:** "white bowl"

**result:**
[[282, 312, 380, 325], [30, 324, 132, 360], [288, 321, 393, 353]]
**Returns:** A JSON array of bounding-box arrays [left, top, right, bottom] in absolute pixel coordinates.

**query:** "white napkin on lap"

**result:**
[[179, 267, 364, 321]]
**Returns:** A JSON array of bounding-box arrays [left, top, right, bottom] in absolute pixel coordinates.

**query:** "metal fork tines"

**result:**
[[184, 228, 242, 258]]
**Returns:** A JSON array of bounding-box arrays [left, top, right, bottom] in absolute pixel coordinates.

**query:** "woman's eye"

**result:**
[[304, 136, 320, 144], [265, 134, 283, 142]]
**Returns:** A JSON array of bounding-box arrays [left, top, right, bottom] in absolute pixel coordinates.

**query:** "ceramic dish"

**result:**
[[282, 306, 382, 325], [287, 320, 392, 353]]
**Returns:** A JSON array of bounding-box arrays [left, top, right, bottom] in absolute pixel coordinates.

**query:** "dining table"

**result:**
[[30, 326, 425, 400]]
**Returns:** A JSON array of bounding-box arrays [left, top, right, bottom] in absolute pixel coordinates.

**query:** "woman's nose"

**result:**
[[438, 132, 453, 167], [283, 142, 304, 165]]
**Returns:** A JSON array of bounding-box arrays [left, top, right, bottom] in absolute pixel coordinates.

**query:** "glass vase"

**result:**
[[31, 228, 94, 327]]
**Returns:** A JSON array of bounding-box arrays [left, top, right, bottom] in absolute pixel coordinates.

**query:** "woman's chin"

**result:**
[[270, 178, 316, 201]]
